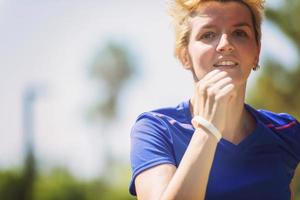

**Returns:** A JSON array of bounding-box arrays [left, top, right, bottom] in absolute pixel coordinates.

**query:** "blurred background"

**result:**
[[0, 0, 299, 199]]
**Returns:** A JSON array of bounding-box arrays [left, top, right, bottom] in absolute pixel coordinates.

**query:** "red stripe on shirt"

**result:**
[[266, 121, 297, 130]]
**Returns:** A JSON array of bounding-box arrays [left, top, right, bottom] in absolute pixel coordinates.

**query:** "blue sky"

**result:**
[[0, 0, 297, 179]]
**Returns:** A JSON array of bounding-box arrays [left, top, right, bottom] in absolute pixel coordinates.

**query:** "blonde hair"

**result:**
[[168, 0, 265, 61]]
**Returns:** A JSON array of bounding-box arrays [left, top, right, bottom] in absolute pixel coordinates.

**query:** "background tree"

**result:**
[[0, 41, 137, 200], [88, 41, 136, 181], [89, 41, 135, 122]]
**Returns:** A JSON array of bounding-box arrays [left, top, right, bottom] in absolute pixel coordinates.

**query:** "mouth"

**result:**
[[213, 60, 238, 68]]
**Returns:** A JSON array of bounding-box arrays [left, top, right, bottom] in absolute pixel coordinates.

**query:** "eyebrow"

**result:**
[[200, 22, 252, 30], [232, 22, 252, 29]]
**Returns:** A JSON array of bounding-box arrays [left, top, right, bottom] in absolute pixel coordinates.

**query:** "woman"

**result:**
[[129, 0, 299, 199]]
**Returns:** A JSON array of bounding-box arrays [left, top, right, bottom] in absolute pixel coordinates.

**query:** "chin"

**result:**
[[228, 73, 247, 86]]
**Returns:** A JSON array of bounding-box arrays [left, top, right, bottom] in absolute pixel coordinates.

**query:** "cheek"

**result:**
[[187, 44, 215, 80], [240, 43, 259, 65], [188, 44, 214, 67]]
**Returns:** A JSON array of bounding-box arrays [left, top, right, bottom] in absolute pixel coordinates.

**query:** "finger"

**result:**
[[202, 69, 221, 81], [199, 75, 230, 117], [195, 71, 227, 98], [205, 71, 228, 86], [210, 77, 233, 91], [215, 83, 235, 101], [204, 90, 214, 117], [205, 76, 232, 108], [204, 78, 230, 117]]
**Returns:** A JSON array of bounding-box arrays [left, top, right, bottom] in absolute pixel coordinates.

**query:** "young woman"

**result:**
[[129, 0, 299, 199]]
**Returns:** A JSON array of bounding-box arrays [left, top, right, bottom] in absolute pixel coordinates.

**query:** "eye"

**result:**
[[233, 30, 248, 38], [200, 32, 216, 40]]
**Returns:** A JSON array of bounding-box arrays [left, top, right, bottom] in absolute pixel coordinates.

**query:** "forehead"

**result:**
[[190, 1, 253, 28]]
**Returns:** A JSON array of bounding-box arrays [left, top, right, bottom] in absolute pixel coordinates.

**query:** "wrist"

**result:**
[[191, 116, 222, 142]]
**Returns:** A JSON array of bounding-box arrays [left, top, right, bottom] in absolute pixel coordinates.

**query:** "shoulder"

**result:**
[[132, 100, 190, 132], [252, 108, 300, 164], [255, 108, 299, 130]]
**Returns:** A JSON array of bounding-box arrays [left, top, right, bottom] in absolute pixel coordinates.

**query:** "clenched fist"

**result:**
[[191, 69, 237, 134]]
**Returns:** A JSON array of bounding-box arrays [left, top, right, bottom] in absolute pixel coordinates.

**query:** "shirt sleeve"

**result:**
[[287, 117, 300, 163], [129, 113, 176, 196], [277, 113, 300, 163]]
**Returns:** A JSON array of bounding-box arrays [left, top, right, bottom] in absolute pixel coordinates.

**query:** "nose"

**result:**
[[216, 34, 234, 53]]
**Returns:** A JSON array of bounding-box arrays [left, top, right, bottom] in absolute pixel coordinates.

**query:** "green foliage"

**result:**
[[33, 168, 86, 200], [266, 1, 300, 51], [0, 169, 24, 200], [292, 165, 300, 198], [249, 60, 300, 120], [0, 167, 136, 200]]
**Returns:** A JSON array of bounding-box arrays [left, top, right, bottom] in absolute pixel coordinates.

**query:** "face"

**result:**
[[182, 1, 260, 86]]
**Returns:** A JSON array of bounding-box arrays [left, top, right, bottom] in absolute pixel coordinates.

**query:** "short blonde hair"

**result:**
[[168, 0, 265, 61]]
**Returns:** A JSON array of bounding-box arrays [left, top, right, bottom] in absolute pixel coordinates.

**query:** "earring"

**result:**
[[253, 64, 260, 71]]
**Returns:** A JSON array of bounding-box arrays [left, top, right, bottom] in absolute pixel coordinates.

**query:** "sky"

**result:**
[[0, 0, 298, 179]]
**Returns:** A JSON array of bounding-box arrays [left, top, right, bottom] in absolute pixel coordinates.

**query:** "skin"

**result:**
[[135, 1, 294, 200], [184, 2, 260, 85]]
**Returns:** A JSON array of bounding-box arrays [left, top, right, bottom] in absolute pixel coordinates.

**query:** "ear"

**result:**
[[253, 43, 261, 66], [179, 47, 192, 70], [253, 56, 259, 67]]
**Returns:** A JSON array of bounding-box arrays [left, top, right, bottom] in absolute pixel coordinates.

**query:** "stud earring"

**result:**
[[253, 64, 260, 71]]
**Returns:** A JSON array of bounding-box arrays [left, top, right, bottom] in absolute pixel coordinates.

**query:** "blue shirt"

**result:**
[[129, 100, 300, 199]]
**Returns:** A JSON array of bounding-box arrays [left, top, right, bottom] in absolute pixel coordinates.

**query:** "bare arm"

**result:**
[[135, 130, 218, 200], [160, 130, 218, 200], [135, 164, 176, 200]]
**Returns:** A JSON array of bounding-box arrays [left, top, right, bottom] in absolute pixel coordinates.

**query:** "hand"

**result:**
[[191, 69, 236, 133]]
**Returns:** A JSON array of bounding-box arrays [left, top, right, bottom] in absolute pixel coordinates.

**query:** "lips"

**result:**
[[213, 60, 238, 67]]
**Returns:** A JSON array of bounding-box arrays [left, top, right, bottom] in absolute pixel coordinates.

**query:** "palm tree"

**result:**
[[88, 41, 136, 177]]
